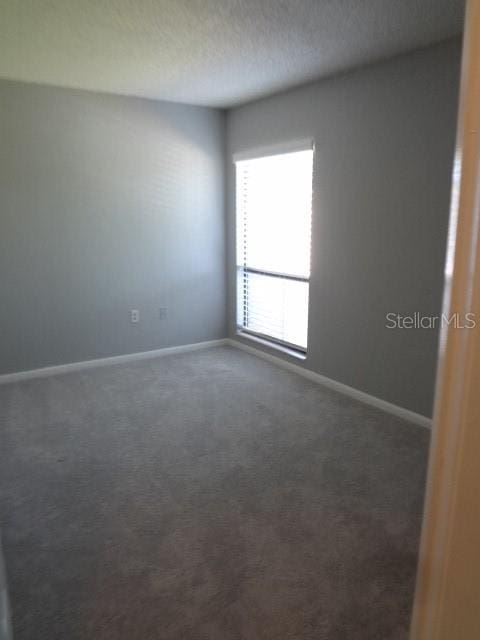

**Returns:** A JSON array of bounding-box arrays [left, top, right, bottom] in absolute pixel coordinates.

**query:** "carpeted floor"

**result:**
[[0, 345, 430, 640]]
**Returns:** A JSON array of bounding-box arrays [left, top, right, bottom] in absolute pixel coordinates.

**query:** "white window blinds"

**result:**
[[236, 148, 314, 351]]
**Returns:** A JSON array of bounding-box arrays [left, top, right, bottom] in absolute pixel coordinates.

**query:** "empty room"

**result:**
[[2, 1, 480, 639]]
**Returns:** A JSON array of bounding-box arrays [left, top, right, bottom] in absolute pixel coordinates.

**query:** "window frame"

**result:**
[[234, 141, 314, 356]]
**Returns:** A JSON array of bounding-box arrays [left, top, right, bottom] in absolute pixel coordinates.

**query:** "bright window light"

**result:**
[[236, 148, 314, 352]]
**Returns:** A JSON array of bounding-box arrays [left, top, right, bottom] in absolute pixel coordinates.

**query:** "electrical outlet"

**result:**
[[159, 307, 168, 320], [130, 309, 140, 323]]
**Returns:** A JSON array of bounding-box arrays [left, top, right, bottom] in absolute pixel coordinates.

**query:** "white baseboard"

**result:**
[[227, 338, 432, 429], [0, 339, 228, 385], [0, 337, 432, 429]]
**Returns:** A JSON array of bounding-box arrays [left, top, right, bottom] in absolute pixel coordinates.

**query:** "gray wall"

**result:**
[[226, 40, 461, 417], [0, 81, 226, 375]]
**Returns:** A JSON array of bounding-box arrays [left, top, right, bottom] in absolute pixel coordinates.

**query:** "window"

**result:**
[[235, 145, 314, 353]]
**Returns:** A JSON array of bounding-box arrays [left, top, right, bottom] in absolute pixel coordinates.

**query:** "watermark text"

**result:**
[[385, 312, 476, 329]]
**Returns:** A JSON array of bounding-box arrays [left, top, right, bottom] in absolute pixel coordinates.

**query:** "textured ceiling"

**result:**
[[0, 0, 465, 108]]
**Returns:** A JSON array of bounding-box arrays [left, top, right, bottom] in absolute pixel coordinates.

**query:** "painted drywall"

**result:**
[[0, 81, 226, 375], [226, 39, 461, 417]]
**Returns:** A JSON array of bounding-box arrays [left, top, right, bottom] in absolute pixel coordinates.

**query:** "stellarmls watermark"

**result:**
[[385, 313, 476, 329]]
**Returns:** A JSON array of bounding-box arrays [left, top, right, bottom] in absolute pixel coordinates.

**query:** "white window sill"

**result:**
[[235, 330, 307, 361]]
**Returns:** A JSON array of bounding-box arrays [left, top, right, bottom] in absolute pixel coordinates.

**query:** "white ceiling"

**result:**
[[0, 0, 464, 108]]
